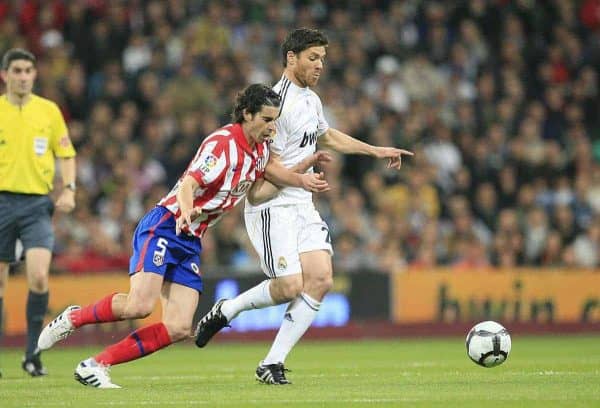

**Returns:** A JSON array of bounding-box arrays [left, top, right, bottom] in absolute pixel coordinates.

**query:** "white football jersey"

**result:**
[[245, 75, 329, 211]]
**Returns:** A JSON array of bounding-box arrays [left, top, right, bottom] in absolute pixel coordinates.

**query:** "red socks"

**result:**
[[70, 293, 118, 328], [95, 323, 172, 366]]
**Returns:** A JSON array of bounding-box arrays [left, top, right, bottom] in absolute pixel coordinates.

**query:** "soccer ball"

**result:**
[[466, 320, 511, 367]]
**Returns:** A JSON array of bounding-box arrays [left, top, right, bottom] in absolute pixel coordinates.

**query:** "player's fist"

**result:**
[[55, 189, 76, 213], [311, 151, 333, 166], [300, 172, 330, 193]]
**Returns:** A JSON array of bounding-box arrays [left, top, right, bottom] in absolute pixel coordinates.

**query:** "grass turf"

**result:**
[[0, 335, 598, 407]]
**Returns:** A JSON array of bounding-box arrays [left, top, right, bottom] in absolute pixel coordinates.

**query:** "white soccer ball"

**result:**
[[466, 320, 511, 367]]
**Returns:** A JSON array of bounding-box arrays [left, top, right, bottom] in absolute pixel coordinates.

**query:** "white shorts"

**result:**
[[245, 203, 333, 278]]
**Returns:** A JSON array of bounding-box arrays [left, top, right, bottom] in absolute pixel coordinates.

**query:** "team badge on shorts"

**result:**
[[278, 256, 287, 271], [153, 253, 164, 266]]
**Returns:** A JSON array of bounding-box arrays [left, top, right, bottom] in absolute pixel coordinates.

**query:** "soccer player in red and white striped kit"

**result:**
[[37, 84, 331, 388]]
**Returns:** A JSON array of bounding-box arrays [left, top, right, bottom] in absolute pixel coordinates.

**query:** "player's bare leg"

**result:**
[[22, 248, 51, 376], [159, 281, 199, 342]]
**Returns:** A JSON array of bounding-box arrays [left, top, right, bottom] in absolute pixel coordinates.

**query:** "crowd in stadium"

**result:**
[[2, 0, 599, 273]]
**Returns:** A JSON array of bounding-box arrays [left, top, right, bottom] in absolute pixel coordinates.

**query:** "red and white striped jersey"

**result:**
[[159, 123, 269, 237]]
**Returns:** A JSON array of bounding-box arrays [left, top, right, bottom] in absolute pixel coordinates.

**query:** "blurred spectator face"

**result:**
[[413, 245, 437, 268], [527, 207, 548, 229], [498, 209, 519, 232], [477, 72, 495, 100], [498, 166, 516, 190], [565, 103, 583, 124], [111, 119, 133, 144], [120, 101, 140, 125], [288, 45, 326, 88], [475, 182, 497, 211], [454, 212, 473, 234], [496, 99, 516, 123], [138, 71, 160, 99], [448, 195, 470, 218], [517, 183, 536, 208], [90, 102, 113, 128], [526, 101, 546, 123], [554, 204, 574, 227], [545, 87, 564, 111], [454, 166, 471, 191], [497, 248, 517, 268]]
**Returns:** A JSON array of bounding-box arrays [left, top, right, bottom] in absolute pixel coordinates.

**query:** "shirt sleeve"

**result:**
[[316, 96, 329, 137], [49, 102, 76, 158], [186, 140, 227, 187], [270, 114, 288, 155]]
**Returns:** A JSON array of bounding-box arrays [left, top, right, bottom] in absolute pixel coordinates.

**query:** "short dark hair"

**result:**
[[231, 84, 281, 124], [281, 28, 328, 67], [1, 48, 36, 70]]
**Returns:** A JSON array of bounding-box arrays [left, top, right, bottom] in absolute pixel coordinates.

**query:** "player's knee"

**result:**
[[29, 270, 48, 292], [126, 301, 154, 319], [319, 274, 334, 293], [164, 322, 192, 342], [279, 279, 303, 301], [305, 272, 333, 297]]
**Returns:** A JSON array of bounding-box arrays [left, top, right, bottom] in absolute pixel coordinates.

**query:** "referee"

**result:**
[[0, 49, 76, 377]]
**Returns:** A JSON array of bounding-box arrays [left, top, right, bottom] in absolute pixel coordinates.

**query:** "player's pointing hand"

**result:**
[[373, 147, 414, 170]]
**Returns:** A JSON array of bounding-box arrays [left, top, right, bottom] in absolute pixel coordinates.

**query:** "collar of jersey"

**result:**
[[231, 123, 256, 155], [281, 74, 308, 93], [2, 93, 36, 109]]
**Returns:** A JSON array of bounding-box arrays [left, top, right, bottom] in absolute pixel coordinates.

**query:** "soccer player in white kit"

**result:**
[[196, 28, 413, 384]]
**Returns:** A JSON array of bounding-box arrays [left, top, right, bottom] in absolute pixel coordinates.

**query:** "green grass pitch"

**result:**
[[1, 335, 599, 407]]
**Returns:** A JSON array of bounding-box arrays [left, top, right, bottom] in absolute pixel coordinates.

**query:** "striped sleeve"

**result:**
[[187, 137, 228, 187], [271, 77, 292, 155]]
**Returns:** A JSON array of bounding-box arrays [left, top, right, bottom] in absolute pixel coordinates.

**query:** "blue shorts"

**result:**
[[129, 206, 204, 292]]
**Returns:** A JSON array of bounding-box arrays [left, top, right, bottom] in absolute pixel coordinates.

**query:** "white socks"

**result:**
[[263, 292, 321, 365], [220, 280, 275, 321]]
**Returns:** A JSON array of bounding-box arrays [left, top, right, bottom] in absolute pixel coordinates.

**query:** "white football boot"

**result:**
[[37, 305, 80, 350], [74, 358, 121, 389]]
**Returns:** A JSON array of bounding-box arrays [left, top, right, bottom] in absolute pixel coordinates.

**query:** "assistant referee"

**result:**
[[0, 49, 76, 377]]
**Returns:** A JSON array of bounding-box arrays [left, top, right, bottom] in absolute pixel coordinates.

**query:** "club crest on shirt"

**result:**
[[278, 256, 287, 271]]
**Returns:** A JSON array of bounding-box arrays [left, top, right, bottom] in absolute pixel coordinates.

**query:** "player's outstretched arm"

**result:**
[[293, 151, 333, 173], [319, 128, 414, 169], [247, 151, 333, 205]]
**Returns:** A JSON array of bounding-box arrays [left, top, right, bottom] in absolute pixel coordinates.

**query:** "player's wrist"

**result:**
[[64, 182, 76, 192]]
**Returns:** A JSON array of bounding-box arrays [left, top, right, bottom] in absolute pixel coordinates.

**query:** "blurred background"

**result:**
[[2, 0, 600, 341]]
